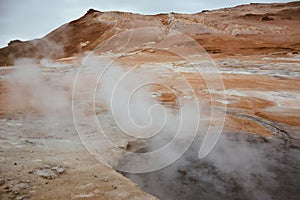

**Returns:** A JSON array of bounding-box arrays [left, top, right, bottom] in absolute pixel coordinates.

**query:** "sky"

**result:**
[[0, 0, 293, 48]]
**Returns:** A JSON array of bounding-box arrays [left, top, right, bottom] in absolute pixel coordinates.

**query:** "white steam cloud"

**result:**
[[5, 58, 71, 118]]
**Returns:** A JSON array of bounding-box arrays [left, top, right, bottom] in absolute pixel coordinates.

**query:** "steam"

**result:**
[[71, 53, 203, 172], [6, 37, 65, 66], [127, 133, 282, 200], [4, 58, 71, 119], [3, 53, 286, 200], [204, 135, 277, 200]]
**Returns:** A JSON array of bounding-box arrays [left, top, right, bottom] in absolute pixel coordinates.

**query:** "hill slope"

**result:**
[[0, 1, 299, 66]]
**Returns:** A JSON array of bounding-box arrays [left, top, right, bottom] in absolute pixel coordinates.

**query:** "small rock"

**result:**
[[0, 178, 5, 186], [50, 166, 65, 174], [16, 182, 29, 190], [55, 167, 65, 174], [148, 49, 155, 53], [117, 141, 128, 149], [35, 169, 57, 179], [99, 176, 110, 182], [16, 195, 30, 200], [260, 16, 273, 21], [112, 185, 117, 189], [44, 164, 52, 169], [12, 182, 29, 194]]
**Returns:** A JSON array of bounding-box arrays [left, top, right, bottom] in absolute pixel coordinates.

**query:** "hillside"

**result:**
[[0, 2, 300, 200], [0, 1, 299, 66]]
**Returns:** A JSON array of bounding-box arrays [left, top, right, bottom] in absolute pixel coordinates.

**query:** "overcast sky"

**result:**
[[0, 0, 293, 48]]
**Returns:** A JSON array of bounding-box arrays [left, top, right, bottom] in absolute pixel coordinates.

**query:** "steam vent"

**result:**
[[0, 1, 299, 200]]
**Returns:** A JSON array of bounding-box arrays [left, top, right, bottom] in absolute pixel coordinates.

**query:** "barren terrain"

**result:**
[[0, 1, 299, 200]]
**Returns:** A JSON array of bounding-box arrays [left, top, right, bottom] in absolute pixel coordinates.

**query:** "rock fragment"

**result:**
[[34, 164, 66, 179], [99, 175, 110, 182], [35, 169, 57, 179], [16, 195, 30, 200], [0, 178, 5, 186]]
